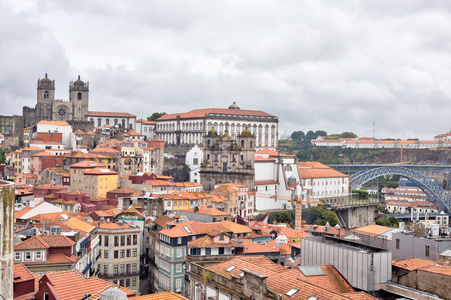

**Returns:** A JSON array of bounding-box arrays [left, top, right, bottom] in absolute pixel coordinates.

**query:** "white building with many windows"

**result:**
[[88, 111, 136, 130], [299, 162, 350, 204], [156, 102, 278, 150]]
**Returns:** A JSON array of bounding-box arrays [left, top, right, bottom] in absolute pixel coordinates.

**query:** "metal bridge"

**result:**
[[327, 164, 451, 213]]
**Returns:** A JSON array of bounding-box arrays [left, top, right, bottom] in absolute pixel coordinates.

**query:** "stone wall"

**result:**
[[336, 204, 378, 228], [0, 181, 15, 300]]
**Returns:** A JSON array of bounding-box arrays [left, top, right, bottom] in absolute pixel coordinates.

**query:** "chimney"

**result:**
[[141, 190, 145, 196]]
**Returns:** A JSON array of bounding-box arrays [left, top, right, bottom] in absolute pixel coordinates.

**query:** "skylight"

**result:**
[[285, 289, 299, 297], [238, 272, 244, 278], [183, 226, 192, 234], [308, 297, 318, 300], [99, 169, 111, 173], [225, 265, 236, 272], [88, 163, 97, 167]]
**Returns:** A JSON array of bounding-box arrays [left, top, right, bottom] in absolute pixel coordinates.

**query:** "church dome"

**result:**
[[228, 101, 240, 109], [208, 128, 218, 136], [74, 75, 85, 86], [239, 128, 252, 137]]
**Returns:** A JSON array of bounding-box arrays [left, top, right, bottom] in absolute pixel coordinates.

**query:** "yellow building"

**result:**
[[84, 167, 118, 198], [13, 149, 22, 178], [163, 194, 190, 213], [70, 160, 118, 197]]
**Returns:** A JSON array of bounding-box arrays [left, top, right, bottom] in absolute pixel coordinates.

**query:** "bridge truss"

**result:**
[[350, 166, 451, 213]]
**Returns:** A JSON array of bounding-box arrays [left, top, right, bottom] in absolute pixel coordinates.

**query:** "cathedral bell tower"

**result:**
[[36, 73, 55, 122], [69, 75, 89, 121]]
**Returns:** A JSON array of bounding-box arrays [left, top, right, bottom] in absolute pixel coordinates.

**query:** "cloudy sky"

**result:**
[[2, 1, 451, 140]]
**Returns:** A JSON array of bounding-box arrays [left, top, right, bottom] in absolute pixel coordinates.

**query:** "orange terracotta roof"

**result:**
[[188, 234, 239, 248], [98, 222, 135, 230], [255, 181, 278, 185], [88, 111, 136, 118], [124, 130, 143, 136], [64, 217, 96, 233], [70, 160, 105, 168], [255, 156, 276, 161], [420, 265, 451, 276], [37, 270, 135, 299], [14, 263, 37, 283], [183, 206, 229, 216], [220, 220, 252, 234], [158, 108, 275, 121], [121, 207, 145, 219], [298, 161, 331, 169], [392, 257, 436, 271], [144, 180, 175, 186], [84, 167, 118, 175], [353, 224, 391, 236], [107, 188, 135, 194], [129, 291, 187, 299], [74, 130, 86, 135], [299, 168, 348, 179], [37, 120, 71, 126], [15, 234, 75, 250]]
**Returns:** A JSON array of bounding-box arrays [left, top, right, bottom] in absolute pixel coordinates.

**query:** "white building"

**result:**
[[135, 119, 156, 140], [87, 111, 136, 130], [299, 162, 350, 205], [36, 120, 73, 148], [312, 136, 451, 149], [185, 145, 203, 183], [156, 102, 278, 150], [254, 149, 302, 211]]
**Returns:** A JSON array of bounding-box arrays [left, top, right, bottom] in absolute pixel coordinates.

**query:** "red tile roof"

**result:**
[[183, 206, 229, 216], [392, 257, 436, 271], [15, 234, 75, 250], [88, 111, 136, 118], [37, 120, 71, 126], [158, 108, 275, 120]]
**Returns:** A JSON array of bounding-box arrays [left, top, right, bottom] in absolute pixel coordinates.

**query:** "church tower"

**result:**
[[69, 75, 89, 121], [36, 73, 55, 122]]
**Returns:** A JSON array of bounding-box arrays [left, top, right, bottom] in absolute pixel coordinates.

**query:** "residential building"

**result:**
[[312, 136, 451, 149], [185, 145, 203, 183], [180, 206, 230, 222], [155, 220, 251, 296], [35, 120, 73, 148], [97, 221, 141, 292], [14, 234, 79, 274], [155, 102, 278, 150], [188, 255, 375, 300], [211, 183, 254, 219], [200, 129, 255, 192], [135, 119, 157, 140], [69, 160, 118, 197]]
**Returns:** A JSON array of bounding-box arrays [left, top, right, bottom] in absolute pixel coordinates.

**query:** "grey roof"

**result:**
[[299, 265, 326, 276], [100, 287, 127, 300]]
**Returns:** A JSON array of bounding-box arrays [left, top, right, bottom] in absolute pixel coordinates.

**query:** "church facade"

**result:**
[[23, 73, 93, 131]]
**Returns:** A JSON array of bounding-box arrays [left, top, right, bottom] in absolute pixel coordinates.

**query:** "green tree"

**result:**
[[352, 189, 369, 199], [0, 148, 5, 164], [147, 112, 167, 121], [323, 210, 339, 226], [291, 131, 305, 141], [314, 130, 327, 138], [338, 132, 357, 138]]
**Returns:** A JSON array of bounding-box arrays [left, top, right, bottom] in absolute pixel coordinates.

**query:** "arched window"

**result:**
[[98, 118, 102, 126], [77, 92, 82, 100], [114, 119, 118, 125], [44, 91, 49, 98], [90, 118, 94, 123], [106, 118, 110, 125], [207, 140, 210, 147], [250, 141, 253, 149], [241, 140, 245, 148]]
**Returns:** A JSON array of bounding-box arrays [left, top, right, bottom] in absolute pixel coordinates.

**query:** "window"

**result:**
[[219, 234, 224, 241], [36, 251, 42, 260], [115, 236, 119, 246], [43, 293, 49, 300], [286, 289, 299, 297], [176, 264, 182, 272], [133, 234, 137, 245], [426, 245, 430, 257], [15, 252, 21, 260], [120, 250, 125, 258], [104, 236, 109, 247], [133, 249, 137, 257], [176, 279, 182, 289], [98, 118, 102, 127], [132, 278, 136, 286], [127, 249, 131, 257], [178, 237, 182, 244], [127, 235, 131, 246], [114, 265, 118, 275], [193, 158, 198, 165], [114, 250, 118, 259], [126, 279, 130, 287], [120, 264, 124, 274], [44, 91, 49, 98], [177, 249, 182, 257], [104, 265, 108, 275], [133, 263, 137, 273], [121, 235, 125, 246], [114, 119, 118, 125], [106, 118, 110, 125], [120, 279, 124, 287], [77, 92, 82, 100], [396, 239, 400, 250], [104, 250, 108, 259], [25, 252, 31, 260]]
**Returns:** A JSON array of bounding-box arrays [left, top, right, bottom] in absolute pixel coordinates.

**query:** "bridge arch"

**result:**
[[351, 166, 451, 213]]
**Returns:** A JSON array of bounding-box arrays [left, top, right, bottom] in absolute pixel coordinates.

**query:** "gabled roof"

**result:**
[[36, 269, 135, 299], [84, 167, 118, 175], [14, 263, 38, 283], [64, 217, 96, 233], [15, 234, 75, 250], [352, 224, 391, 237], [392, 257, 436, 271], [183, 206, 229, 216], [299, 167, 348, 179], [70, 160, 105, 168]]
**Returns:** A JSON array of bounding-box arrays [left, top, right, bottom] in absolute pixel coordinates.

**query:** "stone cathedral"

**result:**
[[22, 73, 93, 131]]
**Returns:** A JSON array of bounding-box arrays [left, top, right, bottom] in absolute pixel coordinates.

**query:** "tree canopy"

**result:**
[[147, 112, 167, 121]]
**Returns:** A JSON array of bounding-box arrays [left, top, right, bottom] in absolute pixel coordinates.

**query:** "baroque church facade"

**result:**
[[23, 73, 93, 131]]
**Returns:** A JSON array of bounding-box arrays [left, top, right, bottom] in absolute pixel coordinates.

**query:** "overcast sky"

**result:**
[[2, 1, 451, 140]]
